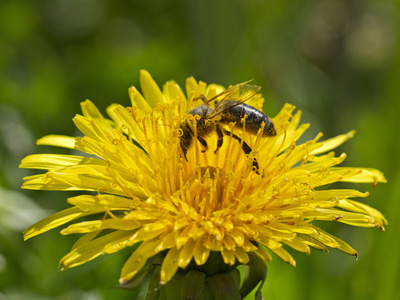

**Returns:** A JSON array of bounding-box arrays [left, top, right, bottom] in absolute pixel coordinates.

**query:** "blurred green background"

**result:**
[[0, 0, 399, 299]]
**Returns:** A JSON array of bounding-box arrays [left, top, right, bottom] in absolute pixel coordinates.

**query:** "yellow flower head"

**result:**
[[20, 70, 386, 292]]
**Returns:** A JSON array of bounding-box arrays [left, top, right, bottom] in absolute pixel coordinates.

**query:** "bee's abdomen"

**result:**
[[220, 101, 276, 137]]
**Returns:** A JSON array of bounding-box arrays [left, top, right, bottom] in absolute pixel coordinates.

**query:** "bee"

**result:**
[[179, 82, 276, 173]]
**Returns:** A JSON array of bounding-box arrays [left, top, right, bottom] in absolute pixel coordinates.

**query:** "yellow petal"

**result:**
[[111, 105, 147, 149], [81, 100, 110, 125], [36, 135, 75, 149], [178, 238, 196, 268], [61, 230, 135, 269], [337, 167, 387, 184], [185, 76, 198, 99], [163, 80, 187, 103], [311, 130, 355, 155], [21, 168, 132, 197], [204, 83, 225, 99], [67, 194, 135, 211], [73, 114, 107, 142], [128, 86, 152, 112], [176, 227, 191, 250], [71, 231, 100, 250], [193, 238, 210, 265], [310, 226, 357, 256], [338, 199, 387, 225], [60, 218, 141, 235], [160, 247, 180, 284], [119, 252, 148, 285], [60, 220, 103, 234], [140, 69, 165, 107], [186, 79, 207, 108], [234, 247, 250, 264], [159, 232, 178, 251], [221, 249, 236, 265], [120, 238, 165, 283], [269, 246, 296, 266], [295, 234, 328, 251], [20, 154, 106, 170], [313, 189, 368, 200], [23, 207, 103, 240], [222, 234, 236, 250], [229, 228, 245, 247], [254, 245, 272, 262], [283, 238, 311, 254]]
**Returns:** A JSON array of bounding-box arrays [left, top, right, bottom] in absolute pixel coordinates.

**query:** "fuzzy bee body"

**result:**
[[216, 100, 276, 136], [179, 83, 276, 173], [179, 105, 214, 156]]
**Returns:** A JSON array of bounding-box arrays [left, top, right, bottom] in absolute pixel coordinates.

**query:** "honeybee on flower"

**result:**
[[179, 81, 276, 174]]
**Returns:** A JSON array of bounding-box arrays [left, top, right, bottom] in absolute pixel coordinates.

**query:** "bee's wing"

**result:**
[[206, 82, 261, 119]]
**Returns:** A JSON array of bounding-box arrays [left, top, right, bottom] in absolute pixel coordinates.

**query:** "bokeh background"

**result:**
[[1, 0, 399, 299]]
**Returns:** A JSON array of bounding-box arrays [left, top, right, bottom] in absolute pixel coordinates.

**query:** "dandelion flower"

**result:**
[[20, 70, 387, 298]]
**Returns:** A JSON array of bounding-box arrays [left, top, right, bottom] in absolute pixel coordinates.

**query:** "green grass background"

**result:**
[[1, 0, 399, 299]]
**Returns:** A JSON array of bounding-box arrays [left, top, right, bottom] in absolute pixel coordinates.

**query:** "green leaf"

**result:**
[[240, 252, 268, 300]]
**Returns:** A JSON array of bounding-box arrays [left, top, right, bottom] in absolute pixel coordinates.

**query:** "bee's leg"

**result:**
[[214, 124, 224, 154], [193, 94, 208, 103], [180, 125, 192, 162], [197, 136, 209, 153], [181, 146, 189, 162], [222, 129, 252, 153], [223, 129, 260, 174]]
